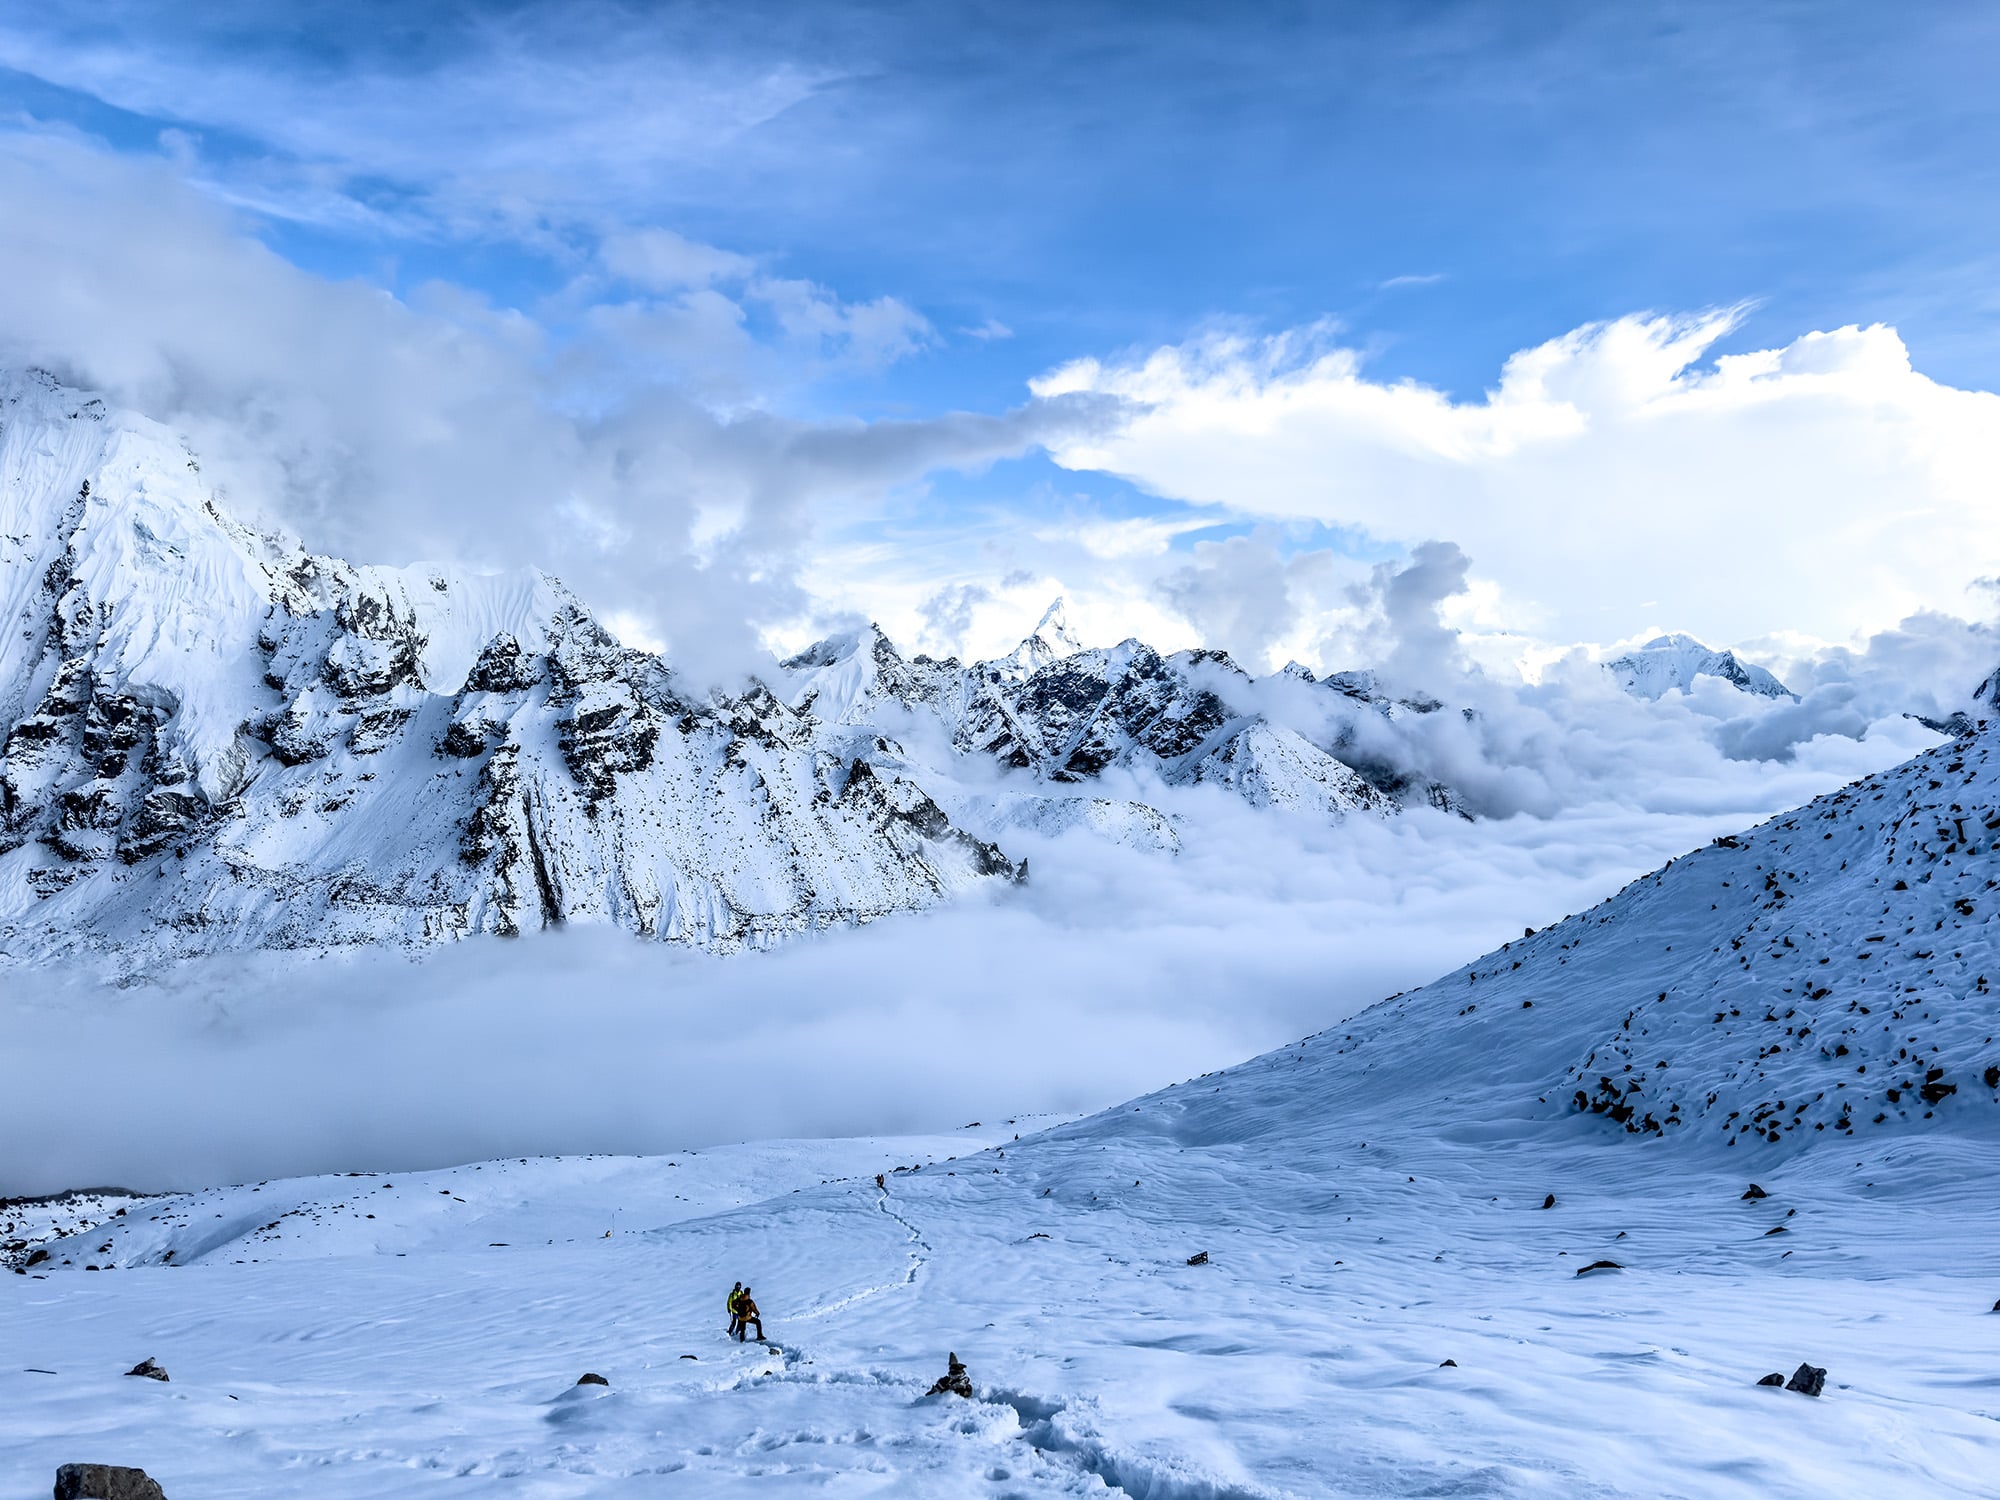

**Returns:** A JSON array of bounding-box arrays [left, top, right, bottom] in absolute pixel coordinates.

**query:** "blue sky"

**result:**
[[1, 1, 1997, 668]]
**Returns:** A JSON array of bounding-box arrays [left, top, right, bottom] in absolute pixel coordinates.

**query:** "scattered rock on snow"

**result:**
[[926, 1352, 975, 1398], [1785, 1363, 1828, 1397], [1756, 1372, 1786, 1387], [575, 1372, 609, 1386], [1741, 1184, 1768, 1200], [54, 1465, 167, 1500], [1575, 1260, 1622, 1276], [123, 1359, 168, 1382], [1186, 1250, 1209, 1265], [1439, 1359, 1458, 1367], [1540, 1194, 1557, 1209]]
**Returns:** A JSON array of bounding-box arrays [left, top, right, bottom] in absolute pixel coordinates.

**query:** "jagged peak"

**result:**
[[987, 596, 1084, 683]]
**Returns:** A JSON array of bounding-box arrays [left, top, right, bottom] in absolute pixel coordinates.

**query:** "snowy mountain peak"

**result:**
[[991, 596, 1084, 683], [1607, 632, 1795, 701]]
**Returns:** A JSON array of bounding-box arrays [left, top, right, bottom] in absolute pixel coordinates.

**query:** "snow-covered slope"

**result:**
[[0, 371, 1015, 968], [15, 712, 2000, 1496], [1242, 703, 2000, 1150], [1609, 632, 1796, 700], [9, 711, 2000, 1495]]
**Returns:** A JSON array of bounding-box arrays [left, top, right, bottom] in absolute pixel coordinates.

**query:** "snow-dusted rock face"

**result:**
[[0, 371, 1015, 968], [781, 621, 1408, 821], [1124, 701, 2000, 1155], [1608, 632, 1795, 701]]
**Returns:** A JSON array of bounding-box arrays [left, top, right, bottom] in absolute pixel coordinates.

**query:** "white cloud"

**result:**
[[1034, 312, 2000, 645], [601, 228, 756, 290], [0, 768, 1893, 1194], [0, 131, 1112, 686]]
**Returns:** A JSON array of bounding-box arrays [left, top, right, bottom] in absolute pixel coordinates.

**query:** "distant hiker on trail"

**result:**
[[735, 1286, 764, 1342], [726, 1281, 744, 1338], [876, 1173, 886, 1191]]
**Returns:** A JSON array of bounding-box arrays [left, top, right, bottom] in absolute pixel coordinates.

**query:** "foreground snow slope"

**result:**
[[8, 717, 2000, 1495]]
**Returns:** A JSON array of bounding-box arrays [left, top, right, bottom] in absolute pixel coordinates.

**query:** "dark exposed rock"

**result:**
[[1741, 1184, 1768, 1201], [53, 1463, 167, 1500], [464, 633, 543, 694], [1756, 1372, 1785, 1386], [926, 1351, 974, 1398], [575, 1372, 609, 1386], [1186, 1251, 1209, 1265], [1439, 1358, 1458, 1368], [1785, 1363, 1827, 1397], [1575, 1260, 1622, 1276], [435, 720, 491, 758], [123, 1358, 168, 1382], [1540, 1193, 1557, 1209]]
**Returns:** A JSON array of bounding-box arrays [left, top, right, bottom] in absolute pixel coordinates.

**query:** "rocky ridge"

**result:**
[[778, 610, 1466, 822]]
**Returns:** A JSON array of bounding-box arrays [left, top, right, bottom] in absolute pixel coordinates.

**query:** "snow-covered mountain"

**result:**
[[0, 371, 1018, 968], [1608, 631, 1796, 700], [0, 372, 1453, 971], [778, 612, 1464, 819]]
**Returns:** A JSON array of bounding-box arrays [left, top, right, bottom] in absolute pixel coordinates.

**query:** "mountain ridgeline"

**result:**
[[0, 371, 1470, 970]]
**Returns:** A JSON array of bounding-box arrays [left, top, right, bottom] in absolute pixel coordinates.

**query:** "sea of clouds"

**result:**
[[0, 675, 1951, 1196]]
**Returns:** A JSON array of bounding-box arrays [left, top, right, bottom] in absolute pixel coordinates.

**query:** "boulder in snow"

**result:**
[[1785, 1363, 1827, 1397], [122, 1359, 168, 1382], [54, 1463, 167, 1499]]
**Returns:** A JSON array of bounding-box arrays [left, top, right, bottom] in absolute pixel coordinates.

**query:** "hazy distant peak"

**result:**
[[1607, 633, 1795, 701]]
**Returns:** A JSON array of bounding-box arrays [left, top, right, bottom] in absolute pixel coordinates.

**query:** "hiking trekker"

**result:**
[[726, 1281, 743, 1337], [735, 1286, 764, 1342]]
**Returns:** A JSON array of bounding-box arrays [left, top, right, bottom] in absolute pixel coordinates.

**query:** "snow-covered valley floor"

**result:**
[[9, 1111, 1998, 1498]]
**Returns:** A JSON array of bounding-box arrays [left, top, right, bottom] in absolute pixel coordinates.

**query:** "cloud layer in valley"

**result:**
[[1, 553, 1974, 1195]]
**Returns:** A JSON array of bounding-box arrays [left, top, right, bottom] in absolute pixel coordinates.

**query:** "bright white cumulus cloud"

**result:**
[[1032, 312, 2000, 646]]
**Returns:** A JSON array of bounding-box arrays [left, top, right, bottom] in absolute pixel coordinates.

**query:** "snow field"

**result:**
[[8, 1111, 2000, 1497]]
